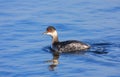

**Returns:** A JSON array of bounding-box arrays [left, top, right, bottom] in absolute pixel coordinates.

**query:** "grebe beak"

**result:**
[[43, 31, 47, 34]]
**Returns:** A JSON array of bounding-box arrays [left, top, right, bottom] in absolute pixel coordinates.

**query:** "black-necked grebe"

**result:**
[[44, 26, 90, 53]]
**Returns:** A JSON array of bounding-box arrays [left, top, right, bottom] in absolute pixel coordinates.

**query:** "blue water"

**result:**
[[0, 0, 120, 77]]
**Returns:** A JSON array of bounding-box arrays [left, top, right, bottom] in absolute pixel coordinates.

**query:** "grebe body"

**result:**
[[44, 26, 90, 53]]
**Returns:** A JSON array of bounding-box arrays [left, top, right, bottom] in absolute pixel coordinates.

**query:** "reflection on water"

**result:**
[[48, 52, 59, 71], [43, 46, 59, 71]]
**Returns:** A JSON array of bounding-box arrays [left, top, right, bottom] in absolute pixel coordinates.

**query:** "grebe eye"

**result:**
[[47, 29, 51, 32]]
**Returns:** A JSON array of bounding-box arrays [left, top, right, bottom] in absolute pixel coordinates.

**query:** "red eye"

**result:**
[[47, 29, 51, 32]]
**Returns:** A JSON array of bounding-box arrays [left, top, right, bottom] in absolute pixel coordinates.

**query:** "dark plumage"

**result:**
[[44, 26, 90, 53], [53, 40, 90, 53]]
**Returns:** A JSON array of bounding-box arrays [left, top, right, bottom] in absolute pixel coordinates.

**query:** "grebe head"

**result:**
[[44, 26, 57, 36], [44, 26, 59, 43]]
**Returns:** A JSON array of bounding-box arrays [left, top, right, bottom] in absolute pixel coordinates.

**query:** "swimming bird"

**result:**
[[44, 26, 90, 53]]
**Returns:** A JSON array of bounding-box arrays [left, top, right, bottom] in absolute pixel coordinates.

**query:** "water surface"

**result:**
[[0, 0, 120, 77]]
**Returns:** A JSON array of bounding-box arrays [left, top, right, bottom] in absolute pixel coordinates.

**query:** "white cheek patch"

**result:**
[[46, 32, 52, 35], [46, 31, 58, 38]]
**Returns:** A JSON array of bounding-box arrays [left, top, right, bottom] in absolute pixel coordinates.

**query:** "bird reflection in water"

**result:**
[[45, 52, 60, 71], [44, 48, 87, 71]]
